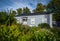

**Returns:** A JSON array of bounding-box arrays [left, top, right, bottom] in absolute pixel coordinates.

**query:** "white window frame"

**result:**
[[42, 15, 47, 23], [31, 18, 35, 24]]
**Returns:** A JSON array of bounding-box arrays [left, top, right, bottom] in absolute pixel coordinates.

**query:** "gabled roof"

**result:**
[[15, 12, 53, 17]]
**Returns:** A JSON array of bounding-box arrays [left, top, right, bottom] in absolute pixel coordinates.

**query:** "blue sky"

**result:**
[[0, 0, 51, 11]]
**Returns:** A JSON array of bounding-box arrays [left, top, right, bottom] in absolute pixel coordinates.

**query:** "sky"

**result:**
[[0, 0, 51, 11]]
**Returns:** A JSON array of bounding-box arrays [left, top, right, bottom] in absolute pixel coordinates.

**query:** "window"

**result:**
[[42, 15, 47, 23], [31, 18, 35, 24], [22, 17, 28, 24], [22, 17, 27, 21]]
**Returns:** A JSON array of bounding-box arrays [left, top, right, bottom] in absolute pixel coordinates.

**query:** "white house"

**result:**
[[15, 12, 53, 28]]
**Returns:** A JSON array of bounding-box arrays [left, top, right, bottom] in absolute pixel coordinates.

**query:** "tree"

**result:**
[[47, 0, 60, 22], [47, 0, 60, 10], [6, 10, 16, 26], [0, 9, 16, 25], [33, 3, 45, 13], [17, 8, 22, 15], [11, 10, 16, 16], [23, 7, 31, 14], [0, 11, 8, 25]]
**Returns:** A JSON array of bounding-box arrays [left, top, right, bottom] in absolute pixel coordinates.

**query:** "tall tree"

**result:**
[[11, 10, 16, 16], [47, 0, 60, 10], [6, 9, 16, 25], [17, 8, 22, 15], [47, 0, 60, 22], [33, 3, 45, 13], [0, 11, 8, 24], [0, 10, 16, 25], [23, 7, 31, 14]]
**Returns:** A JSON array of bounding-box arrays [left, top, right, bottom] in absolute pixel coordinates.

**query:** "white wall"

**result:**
[[15, 14, 52, 27]]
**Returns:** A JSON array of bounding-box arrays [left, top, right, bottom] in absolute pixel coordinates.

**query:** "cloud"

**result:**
[[0, 0, 50, 11]]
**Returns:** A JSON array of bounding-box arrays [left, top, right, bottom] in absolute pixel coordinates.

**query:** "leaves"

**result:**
[[47, 0, 60, 22], [0, 24, 57, 41], [23, 7, 31, 14], [0, 11, 8, 24], [17, 8, 22, 15], [33, 3, 46, 13]]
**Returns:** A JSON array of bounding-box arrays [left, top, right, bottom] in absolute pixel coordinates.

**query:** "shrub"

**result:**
[[51, 27, 60, 41], [18, 28, 57, 41], [0, 24, 57, 41], [0, 24, 21, 41], [28, 28, 56, 41], [38, 23, 50, 28]]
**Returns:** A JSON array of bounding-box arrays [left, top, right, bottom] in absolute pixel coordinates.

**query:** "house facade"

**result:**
[[15, 12, 52, 28]]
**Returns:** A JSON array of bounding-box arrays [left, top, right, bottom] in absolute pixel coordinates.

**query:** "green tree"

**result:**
[[0, 9, 16, 25], [33, 3, 45, 13], [0, 11, 8, 25], [23, 7, 31, 14], [11, 10, 16, 16], [17, 8, 22, 15], [6, 10, 16, 26], [47, 0, 60, 22]]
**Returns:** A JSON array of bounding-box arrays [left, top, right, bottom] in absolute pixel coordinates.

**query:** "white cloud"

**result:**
[[0, 0, 50, 12]]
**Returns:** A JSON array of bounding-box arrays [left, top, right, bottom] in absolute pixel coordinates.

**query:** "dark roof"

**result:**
[[15, 12, 53, 17]]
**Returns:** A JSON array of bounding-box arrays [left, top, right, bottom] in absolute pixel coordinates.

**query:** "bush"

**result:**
[[38, 23, 50, 28], [51, 27, 60, 41], [0, 24, 57, 41], [17, 27, 57, 41], [0, 24, 20, 41]]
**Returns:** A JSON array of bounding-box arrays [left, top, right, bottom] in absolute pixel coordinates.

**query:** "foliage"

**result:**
[[0, 11, 8, 25], [6, 13, 16, 26], [38, 23, 50, 28], [47, 0, 60, 22], [0, 10, 16, 25], [33, 3, 46, 13], [6, 10, 16, 25], [0, 24, 20, 41], [23, 7, 31, 14], [53, 13, 60, 22], [11, 10, 16, 16], [47, 0, 60, 10], [17, 8, 22, 15], [0, 24, 57, 41], [51, 27, 60, 41]]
